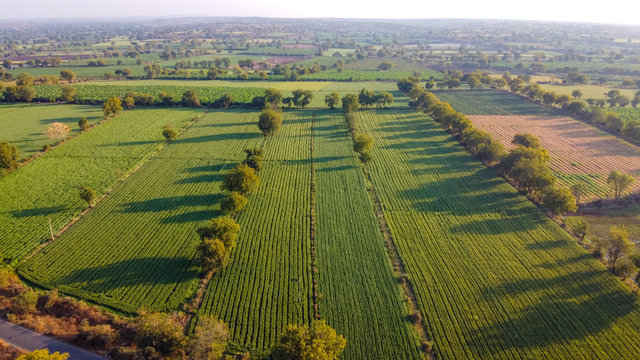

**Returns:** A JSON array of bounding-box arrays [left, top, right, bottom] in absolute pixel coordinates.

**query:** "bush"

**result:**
[[16, 349, 69, 360], [181, 90, 201, 107], [11, 289, 39, 314], [78, 118, 89, 131], [271, 320, 346, 360], [0, 141, 19, 170], [79, 185, 96, 207], [222, 163, 259, 195], [189, 316, 229, 360], [162, 125, 178, 141], [220, 191, 248, 215], [353, 134, 374, 154], [76, 322, 118, 349], [134, 313, 186, 356], [258, 109, 283, 136]]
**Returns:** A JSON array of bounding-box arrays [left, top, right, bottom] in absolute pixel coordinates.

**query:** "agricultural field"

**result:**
[[568, 206, 640, 248], [469, 114, 640, 199], [0, 103, 103, 159], [19, 110, 263, 313], [199, 110, 314, 353], [609, 106, 640, 124], [434, 89, 556, 116], [0, 107, 200, 260], [7, 65, 147, 78], [538, 84, 638, 100], [355, 109, 640, 359], [313, 110, 422, 359]]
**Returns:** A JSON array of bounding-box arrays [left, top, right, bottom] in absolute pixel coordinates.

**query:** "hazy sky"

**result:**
[[3, 0, 640, 26]]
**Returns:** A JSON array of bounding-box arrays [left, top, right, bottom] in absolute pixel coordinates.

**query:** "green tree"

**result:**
[[16, 73, 34, 86], [198, 216, 240, 248], [375, 92, 394, 108], [61, 86, 76, 103], [572, 89, 583, 99], [358, 89, 376, 108], [569, 218, 589, 243], [543, 187, 577, 218], [243, 146, 264, 172], [477, 141, 506, 164], [271, 320, 346, 360], [124, 96, 135, 110], [216, 93, 234, 108], [607, 170, 634, 199], [221, 163, 259, 195], [220, 191, 248, 215], [258, 109, 283, 136], [570, 183, 588, 203], [189, 316, 229, 360], [79, 185, 96, 207], [325, 91, 341, 109], [162, 125, 178, 141], [341, 94, 360, 113], [353, 134, 373, 154], [60, 70, 76, 82], [265, 88, 283, 108], [197, 238, 229, 274], [78, 117, 89, 131], [466, 75, 482, 89], [377, 61, 394, 71], [512, 133, 540, 148], [182, 90, 201, 107], [0, 141, 19, 170], [206, 67, 218, 80], [17, 350, 69, 360], [604, 226, 634, 272], [103, 96, 122, 118]]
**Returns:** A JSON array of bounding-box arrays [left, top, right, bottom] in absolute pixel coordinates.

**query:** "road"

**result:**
[[0, 319, 106, 359]]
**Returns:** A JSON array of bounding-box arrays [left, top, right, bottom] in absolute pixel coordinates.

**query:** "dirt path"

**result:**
[[0, 319, 105, 359]]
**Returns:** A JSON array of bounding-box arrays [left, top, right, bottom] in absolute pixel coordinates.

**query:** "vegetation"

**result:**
[[162, 124, 178, 141], [257, 108, 283, 136], [16, 350, 69, 360], [0, 141, 19, 170], [608, 170, 634, 199], [79, 185, 96, 208], [102, 96, 122, 118], [271, 320, 346, 360]]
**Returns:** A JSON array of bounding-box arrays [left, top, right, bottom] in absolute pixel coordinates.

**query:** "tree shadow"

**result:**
[[175, 174, 224, 184], [118, 194, 217, 214], [161, 208, 221, 224], [10, 205, 67, 218], [55, 256, 199, 291], [175, 132, 259, 143]]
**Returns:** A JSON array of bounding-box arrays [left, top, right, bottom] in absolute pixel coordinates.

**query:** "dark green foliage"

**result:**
[[220, 191, 248, 215], [181, 90, 201, 107], [79, 185, 96, 207], [79, 117, 89, 131], [258, 109, 283, 136], [162, 125, 178, 141], [0, 141, 19, 169], [341, 94, 360, 113], [221, 163, 259, 195]]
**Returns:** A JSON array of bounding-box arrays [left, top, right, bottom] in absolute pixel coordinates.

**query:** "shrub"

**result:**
[[78, 118, 89, 131], [134, 313, 186, 356], [220, 191, 248, 215], [162, 125, 178, 141], [221, 163, 259, 195], [0, 141, 19, 170]]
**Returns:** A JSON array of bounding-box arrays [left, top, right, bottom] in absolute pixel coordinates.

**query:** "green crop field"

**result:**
[[199, 110, 314, 353], [0, 108, 200, 260], [0, 103, 103, 159], [538, 84, 637, 101], [609, 106, 640, 124], [434, 89, 557, 115], [313, 110, 422, 359], [7, 65, 147, 79], [19, 110, 262, 313], [354, 109, 640, 359]]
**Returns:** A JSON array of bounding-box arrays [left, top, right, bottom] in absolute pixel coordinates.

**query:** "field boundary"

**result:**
[[310, 111, 320, 320], [20, 110, 207, 264]]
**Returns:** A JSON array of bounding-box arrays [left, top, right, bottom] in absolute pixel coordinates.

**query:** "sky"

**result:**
[[2, 0, 640, 26]]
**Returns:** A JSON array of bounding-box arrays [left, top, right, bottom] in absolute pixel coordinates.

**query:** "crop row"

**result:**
[[434, 89, 557, 115], [354, 109, 640, 359], [312, 110, 422, 359], [1, 108, 200, 260], [18, 110, 264, 312]]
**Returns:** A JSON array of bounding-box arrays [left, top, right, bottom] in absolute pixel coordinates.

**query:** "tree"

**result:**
[[216, 93, 233, 108], [198, 216, 240, 248], [103, 96, 122, 118], [512, 133, 540, 149], [607, 170, 634, 199], [271, 320, 346, 360], [206, 67, 218, 80], [45, 122, 71, 143], [78, 117, 89, 131], [265, 88, 283, 108], [182, 90, 201, 107], [17, 350, 69, 360], [60, 70, 76, 82], [604, 226, 633, 272], [16, 73, 34, 86], [124, 96, 135, 110], [569, 218, 589, 243], [221, 163, 259, 195], [135, 313, 187, 356], [258, 109, 283, 136], [375, 92, 394, 108], [79, 185, 95, 207], [325, 91, 341, 109], [341, 94, 360, 113], [377, 61, 394, 71], [543, 187, 577, 218], [197, 238, 229, 274], [0, 141, 19, 170], [477, 141, 506, 164], [353, 134, 373, 154], [220, 191, 248, 215], [291, 89, 313, 108], [243, 146, 264, 172], [466, 75, 482, 89], [189, 316, 229, 360], [570, 183, 588, 204], [59, 85, 76, 103], [162, 125, 178, 141], [358, 89, 376, 108], [572, 90, 583, 99]]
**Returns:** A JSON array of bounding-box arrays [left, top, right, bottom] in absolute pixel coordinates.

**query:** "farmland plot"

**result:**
[[0, 103, 103, 159], [313, 110, 422, 359], [199, 110, 314, 352], [355, 109, 640, 360], [0, 108, 199, 260], [19, 110, 263, 313], [434, 89, 556, 116], [469, 115, 640, 199]]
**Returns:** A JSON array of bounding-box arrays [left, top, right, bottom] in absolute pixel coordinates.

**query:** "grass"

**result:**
[[0, 108, 200, 261], [355, 109, 640, 359], [0, 104, 103, 159], [538, 84, 638, 100], [7, 66, 147, 78], [434, 89, 557, 115]]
